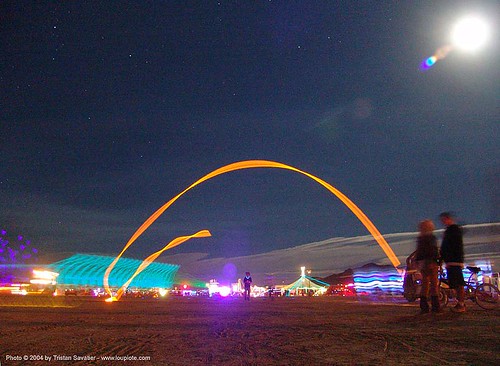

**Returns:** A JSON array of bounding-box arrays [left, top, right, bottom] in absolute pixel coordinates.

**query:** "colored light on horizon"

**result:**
[[353, 268, 403, 294], [103, 160, 401, 301], [32, 269, 59, 280], [159, 288, 168, 297], [219, 286, 231, 297]]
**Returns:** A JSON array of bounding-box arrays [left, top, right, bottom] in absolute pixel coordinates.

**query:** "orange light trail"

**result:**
[[106, 230, 211, 302], [104, 160, 401, 301]]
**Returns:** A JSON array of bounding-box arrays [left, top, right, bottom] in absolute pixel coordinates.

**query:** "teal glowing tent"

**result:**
[[48, 254, 179, 289]]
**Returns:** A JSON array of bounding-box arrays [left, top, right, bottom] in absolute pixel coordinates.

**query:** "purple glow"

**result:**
[[222, 262, 237, 281], [0, 230, 38, 266]]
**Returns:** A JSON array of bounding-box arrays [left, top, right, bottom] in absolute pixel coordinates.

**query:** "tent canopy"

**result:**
[[283, 266, 330, 295], [283, 275, 329, 290]]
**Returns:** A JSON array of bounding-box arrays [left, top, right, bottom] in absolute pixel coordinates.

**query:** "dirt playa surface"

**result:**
[[1, 295, 498, 366]]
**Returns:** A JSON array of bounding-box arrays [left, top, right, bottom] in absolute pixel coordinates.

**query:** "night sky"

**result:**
[[1, 1, 498, 263]]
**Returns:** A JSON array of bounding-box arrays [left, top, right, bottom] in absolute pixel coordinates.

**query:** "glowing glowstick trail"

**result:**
[[104, 160, 401, 300], [106, 230, 211, 302]]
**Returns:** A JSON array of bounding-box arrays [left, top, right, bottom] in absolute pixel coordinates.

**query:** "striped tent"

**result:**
[[283, 266, 329, 296]]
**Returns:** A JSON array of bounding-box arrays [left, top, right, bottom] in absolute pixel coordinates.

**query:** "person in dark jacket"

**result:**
[[243, 272, 252, 301], [439, 212, 466, 312], [415, 219, 441, 313]]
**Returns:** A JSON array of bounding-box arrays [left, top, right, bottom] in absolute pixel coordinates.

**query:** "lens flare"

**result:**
[[424, 56, 437, 68], [104, 160, 401, 300], [421, 45, 452, 70]]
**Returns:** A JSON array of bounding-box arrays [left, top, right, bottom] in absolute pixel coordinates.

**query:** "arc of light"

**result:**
[[104, 160, 401, 299], [106, 230, 211, 302], [421, 45, 452, 70]]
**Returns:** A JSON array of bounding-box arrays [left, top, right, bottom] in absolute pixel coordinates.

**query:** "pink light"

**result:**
[[219, 286, 231, 297]]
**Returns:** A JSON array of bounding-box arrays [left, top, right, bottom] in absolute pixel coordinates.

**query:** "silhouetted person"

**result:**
[[243, 272, 252, 300], [440, 212, 466, 312], [415, 220, 441, 314]]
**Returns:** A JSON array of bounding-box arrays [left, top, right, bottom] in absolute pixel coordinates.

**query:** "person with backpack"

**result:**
[[440, 212, 466, 312]]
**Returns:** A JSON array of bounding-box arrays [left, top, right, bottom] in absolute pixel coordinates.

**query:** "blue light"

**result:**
[[421, 56, 437, 71]]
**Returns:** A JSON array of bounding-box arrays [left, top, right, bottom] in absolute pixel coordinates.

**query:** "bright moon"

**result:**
[[451, 16, 490, 52]]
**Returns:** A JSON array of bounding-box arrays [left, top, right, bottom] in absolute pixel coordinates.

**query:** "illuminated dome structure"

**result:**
[[283, 267, 329, 296], [47, 254, 179, 289]]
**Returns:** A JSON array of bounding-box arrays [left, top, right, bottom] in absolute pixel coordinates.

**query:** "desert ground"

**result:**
[[1, 295, 498, 366]]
